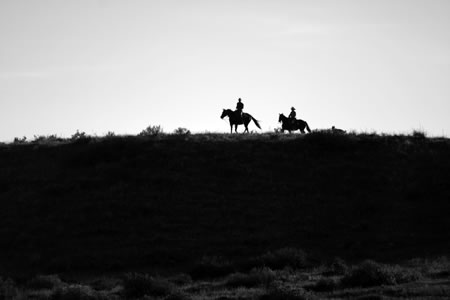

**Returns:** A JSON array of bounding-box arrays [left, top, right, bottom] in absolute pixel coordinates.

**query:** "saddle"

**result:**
[[234, 110, 244, 122]]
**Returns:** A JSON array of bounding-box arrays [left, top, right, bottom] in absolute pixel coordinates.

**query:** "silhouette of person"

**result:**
[[289, 107, 296, 125], [236, 98, 244, 121]]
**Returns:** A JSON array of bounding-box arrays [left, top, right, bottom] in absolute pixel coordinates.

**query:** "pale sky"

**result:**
[[1, 0, 449, 141]]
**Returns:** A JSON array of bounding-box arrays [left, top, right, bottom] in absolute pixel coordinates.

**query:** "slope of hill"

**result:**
[[0, 132, 449, 276]]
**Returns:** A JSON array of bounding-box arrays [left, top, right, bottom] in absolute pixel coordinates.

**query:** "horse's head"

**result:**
[[220, 109, 232, 119], [278, 113, 285, 123]]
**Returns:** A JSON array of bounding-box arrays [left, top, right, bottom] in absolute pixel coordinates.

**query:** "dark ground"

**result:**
[[0, 132, 449, 277]]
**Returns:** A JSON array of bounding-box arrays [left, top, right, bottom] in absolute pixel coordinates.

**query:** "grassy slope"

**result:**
[[0, 133, 449, 275]]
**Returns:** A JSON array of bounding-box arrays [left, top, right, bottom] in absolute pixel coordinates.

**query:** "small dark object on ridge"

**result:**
[[332, 126, 346, 134]]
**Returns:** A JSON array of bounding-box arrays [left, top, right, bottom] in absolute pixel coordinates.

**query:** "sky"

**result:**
[[1, 0, 449, 141]]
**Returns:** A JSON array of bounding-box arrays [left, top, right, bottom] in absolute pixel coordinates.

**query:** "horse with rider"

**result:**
[[278, 106, 311, 133], [220, 98, 261, 133], [221, 99, 316, 134]]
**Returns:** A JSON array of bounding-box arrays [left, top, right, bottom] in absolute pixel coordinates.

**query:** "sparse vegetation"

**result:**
[[33, 134, 63, 144], [411, 129, 427, 139], [173, 127, 191, 135], [13, 136, 27, 144], [105, 131, 116, 138], [139, 125, 163, 136], [71, 129, 88, 140]]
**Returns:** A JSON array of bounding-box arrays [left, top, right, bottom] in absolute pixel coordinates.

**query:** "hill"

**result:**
[[0, 132, 449, 276]]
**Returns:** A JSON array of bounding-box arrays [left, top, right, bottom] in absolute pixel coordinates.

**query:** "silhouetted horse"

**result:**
[[220, 109, 261, 133], [278, 113, 311, 133]]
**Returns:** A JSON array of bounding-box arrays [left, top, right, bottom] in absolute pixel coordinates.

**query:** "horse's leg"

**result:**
[[235, 124, 238, 133], [299, 123, 304, 134]]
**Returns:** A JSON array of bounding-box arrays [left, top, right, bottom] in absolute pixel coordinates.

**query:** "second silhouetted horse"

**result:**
[[278, 113, 311, 133]]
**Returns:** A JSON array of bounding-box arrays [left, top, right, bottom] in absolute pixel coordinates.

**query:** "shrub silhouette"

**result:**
[[13, 136, 27, 144], [412, 130, 427, 140], [139, 125, 163, 136], [33, 134, 62, 144], [70, 130, 92, 145], [105, 131, 116, 138], [173, 127, 191, 135], [71, 130, 88, 140]]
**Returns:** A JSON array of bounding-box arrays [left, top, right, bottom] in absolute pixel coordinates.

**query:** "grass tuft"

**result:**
[[411, 130, 427, 140]]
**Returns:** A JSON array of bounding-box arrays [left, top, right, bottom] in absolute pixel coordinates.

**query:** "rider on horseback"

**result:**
[[289, 107, 296, 126], [236, 98, 244, 122]]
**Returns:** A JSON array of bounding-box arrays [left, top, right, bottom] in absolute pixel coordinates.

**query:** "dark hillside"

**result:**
[[0, 133, 449, 275]]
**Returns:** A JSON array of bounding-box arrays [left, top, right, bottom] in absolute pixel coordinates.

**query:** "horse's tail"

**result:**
[[305, 122, 311, 133], [251, 116, 261, 130]]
